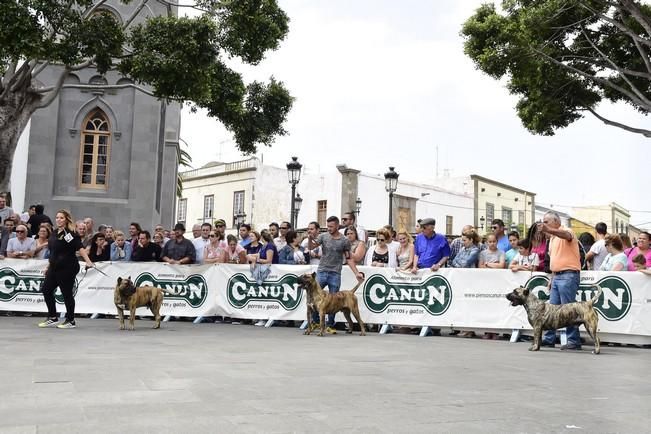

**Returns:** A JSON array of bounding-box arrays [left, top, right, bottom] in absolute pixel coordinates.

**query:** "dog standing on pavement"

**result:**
[[506, 285, 603, 354], [297, 272, 366, 337], [114, 277, 167, 330]]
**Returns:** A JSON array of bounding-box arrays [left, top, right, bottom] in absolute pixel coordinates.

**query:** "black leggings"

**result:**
[[42, 266, 78, 322]]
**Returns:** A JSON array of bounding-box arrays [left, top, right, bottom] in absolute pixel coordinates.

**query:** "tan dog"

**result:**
[[297, 272, 366, 337], [506, 285, 602, 354], [114, 277, 166, 330]]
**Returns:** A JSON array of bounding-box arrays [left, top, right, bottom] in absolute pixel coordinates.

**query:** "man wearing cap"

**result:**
[[214, 219, 227, 240], [411, 218, 450, 273], [161, 223, 196, 264]]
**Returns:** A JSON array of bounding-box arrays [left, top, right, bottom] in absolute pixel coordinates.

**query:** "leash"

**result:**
[[75, 264, 109, 290]]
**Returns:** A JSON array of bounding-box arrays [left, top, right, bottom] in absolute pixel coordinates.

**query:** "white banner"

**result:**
[[1, 259, 649, 343]]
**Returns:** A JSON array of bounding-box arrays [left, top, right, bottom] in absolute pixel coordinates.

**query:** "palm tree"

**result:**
[[177, 140, 193, 198]]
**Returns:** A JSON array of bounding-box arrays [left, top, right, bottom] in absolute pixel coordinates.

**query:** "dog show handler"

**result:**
[[38, 209, 94, 329], [538, 211, 582, 350], [307, 215, 364, 334]]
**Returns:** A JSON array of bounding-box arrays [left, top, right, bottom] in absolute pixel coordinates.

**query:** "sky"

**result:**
[[179, 1, 651, 229]]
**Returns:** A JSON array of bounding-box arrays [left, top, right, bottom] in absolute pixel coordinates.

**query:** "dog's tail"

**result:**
[[589, 285, 603, 305], [350, 272, 366, 293]]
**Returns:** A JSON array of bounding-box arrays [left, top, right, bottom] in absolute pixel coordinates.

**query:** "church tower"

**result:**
[[24, 1, 180, 230]]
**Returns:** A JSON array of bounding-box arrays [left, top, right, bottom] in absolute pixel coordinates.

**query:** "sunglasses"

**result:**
[[210, 234, 218, 238], [15, 230, 26, 233], [280, 227, 289, 230], [216, 224, 225, 228], [377, 238, 386, 242]]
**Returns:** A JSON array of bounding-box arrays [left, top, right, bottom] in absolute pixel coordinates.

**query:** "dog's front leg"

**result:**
[[530, 326, 542, 351], [116, 306, 125, 330], [318, 311, 326, 337], [304, 306, 313, 335]]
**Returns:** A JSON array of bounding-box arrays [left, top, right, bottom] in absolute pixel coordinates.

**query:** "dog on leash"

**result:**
[[297, 272, 366, 337], [114, 277, 167, 330], [506, 285, 603, 354]]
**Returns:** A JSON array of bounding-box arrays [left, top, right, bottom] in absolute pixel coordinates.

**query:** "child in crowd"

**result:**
[[504, 231, 519, 266], [509, 238, 540, 272], [632, 254, 651, 276], [479, 234, 505, 269]]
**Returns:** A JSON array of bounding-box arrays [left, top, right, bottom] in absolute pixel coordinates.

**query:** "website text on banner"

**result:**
[[0, 259, 648, 344]]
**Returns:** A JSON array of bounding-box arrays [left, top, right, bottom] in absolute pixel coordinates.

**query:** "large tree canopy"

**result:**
[[461, 0, 651, 137], [0, 0, 293, 194]]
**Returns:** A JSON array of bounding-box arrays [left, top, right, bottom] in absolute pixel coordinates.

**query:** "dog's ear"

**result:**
[[117, 277, 122, 285], [311, 272, 316, 278], [522, 288, 529, 296]]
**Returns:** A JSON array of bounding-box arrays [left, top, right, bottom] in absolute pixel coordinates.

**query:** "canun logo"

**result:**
[[363, 274, 452, 315], [524, 275, 631, 321], [134, 272, 207, 308], [226, 273, 302, 310], [0, 267, 72, 304]]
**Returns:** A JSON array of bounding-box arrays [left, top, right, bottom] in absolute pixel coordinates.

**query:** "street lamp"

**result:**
[[293, 193, 303, 227], [384, 167, 399, 226], [479, 216, 486, 232], [355, 197, 362, 217], [286, 156, 303, 229]]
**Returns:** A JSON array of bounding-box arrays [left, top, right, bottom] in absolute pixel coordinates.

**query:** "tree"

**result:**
[[0, 0, 293, 198], [461, 0, 651, 137]]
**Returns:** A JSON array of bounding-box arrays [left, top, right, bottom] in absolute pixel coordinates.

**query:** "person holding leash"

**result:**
[[38, 209, 93, 329]]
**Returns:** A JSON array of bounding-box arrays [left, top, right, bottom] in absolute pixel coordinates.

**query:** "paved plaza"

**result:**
[[0, 316, 649, 433]]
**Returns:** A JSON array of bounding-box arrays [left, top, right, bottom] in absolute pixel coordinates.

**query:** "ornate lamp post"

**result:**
[[479, 216, 486, 232], [286, 156, 303, 229], [293, 193, 303, 227], [235, 212, 246, 228], [355, 197, 362, 217], [384, 167, 399, 226]]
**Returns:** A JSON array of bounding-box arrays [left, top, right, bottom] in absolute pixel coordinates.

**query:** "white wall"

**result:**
[[10, 121, 30, 212], [357, 173, 472, 234]]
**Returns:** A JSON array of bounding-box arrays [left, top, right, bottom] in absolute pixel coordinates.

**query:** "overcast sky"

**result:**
[[180, 1, 651, 229]]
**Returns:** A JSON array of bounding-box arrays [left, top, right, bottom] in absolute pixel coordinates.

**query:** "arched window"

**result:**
[[79, 109, 110, 189]]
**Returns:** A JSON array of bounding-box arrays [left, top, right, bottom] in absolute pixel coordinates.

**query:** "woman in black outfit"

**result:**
[[38, 209, 93, 329]]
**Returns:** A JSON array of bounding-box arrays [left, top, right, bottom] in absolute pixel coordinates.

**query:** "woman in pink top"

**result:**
[[223, 234, 246, 264], [626, 231, 651, 271], [527, 223, 547, 271]]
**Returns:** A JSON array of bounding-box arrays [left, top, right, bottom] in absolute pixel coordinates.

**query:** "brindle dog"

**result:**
[[506, 285, 603, 354], [114, 277, 167, 330], [297, 272, 366, 337]]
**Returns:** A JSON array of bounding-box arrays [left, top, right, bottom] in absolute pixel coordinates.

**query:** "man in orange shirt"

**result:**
[[538, 211, 583, 350]]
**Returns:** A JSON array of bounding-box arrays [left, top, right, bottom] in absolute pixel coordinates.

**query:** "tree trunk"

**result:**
[[0, 82, 41, 201]]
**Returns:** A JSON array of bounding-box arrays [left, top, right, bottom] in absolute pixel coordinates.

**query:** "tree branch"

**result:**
[[31, 61, 50, 78], [580, 26, 651, 107], [579, 2, 651, 49], [82, 0, 110, 19], [584, 106, 651, 137], [561, 54, 651, 79], [8, 61, 35, 93], [533, 47, 651, 112], [36, 68, 70, 109], [620, 0, 651, 41], [2, 60, 18, 86]]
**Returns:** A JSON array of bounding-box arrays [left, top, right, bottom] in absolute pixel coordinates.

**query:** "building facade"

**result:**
[[571, 203, 631, 236], [18, 1, 180, 230], [179, 158, 474, 235]]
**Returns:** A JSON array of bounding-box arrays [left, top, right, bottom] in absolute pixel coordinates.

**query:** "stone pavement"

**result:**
[[0, 316, 649, 433]]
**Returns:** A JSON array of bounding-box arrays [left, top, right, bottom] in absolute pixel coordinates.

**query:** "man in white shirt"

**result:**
[[301, 221, 322, 265], [340, 212, 366, 242], [7, 225, 35, 259], [274, 221, 290, 250], [192, 222, 212, 265], [586, 222, 608, 270]]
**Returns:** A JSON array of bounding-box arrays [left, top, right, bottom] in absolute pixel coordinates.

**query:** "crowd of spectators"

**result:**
[[0, 195, 650, 276]]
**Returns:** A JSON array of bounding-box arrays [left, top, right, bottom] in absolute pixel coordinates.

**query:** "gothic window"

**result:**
[[79, 109, 110, 189]]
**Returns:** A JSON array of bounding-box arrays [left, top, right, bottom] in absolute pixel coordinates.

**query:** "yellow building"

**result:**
[[571, 202, 631, 235], [569, 218, 595, 237]]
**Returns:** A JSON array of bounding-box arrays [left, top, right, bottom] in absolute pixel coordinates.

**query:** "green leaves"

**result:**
[[2, 0, 292, 154], [461, 0, 651, 136]]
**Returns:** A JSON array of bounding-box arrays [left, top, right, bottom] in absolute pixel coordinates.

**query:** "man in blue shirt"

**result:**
[[411, 218, 450, 273], [492, 219, 511, 253]]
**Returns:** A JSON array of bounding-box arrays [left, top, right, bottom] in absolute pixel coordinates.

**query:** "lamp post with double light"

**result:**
[[355, 197, 362, 218], [384, 167, 399, 226], [286, 156, 303, 229], [293, 193, 303, 228]]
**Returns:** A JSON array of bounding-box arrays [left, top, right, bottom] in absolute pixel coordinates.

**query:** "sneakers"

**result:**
[[325, 326, 337, 335], [56, 320, 76, 329], [38, 318, 59, 328], [254, 320, 266, 327]]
